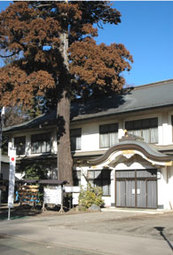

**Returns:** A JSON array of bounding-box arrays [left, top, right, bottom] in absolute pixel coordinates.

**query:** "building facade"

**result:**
[[3, 79, 173, 210]]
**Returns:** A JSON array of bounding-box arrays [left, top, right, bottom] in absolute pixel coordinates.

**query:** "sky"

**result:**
[[0, 1, 173, 87]]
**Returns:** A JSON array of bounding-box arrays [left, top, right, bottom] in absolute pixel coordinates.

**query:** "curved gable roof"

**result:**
[[88, 139, 173, 166]]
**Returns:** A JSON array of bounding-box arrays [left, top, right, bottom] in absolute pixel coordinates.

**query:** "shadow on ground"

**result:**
[[0, 204, 43, 220], [154, 226, 173, 252], [0, 203, 67, 221]]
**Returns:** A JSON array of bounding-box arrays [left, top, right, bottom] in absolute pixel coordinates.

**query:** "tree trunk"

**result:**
[[57, 31, 73, 185], [57, 89, 73, 185]]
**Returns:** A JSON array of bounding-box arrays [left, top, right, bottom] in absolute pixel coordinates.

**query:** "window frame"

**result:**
[[31, 132, 51, 154], [70, 128, 82, 151], [125, 117, 158, 144], [99, 123, 118, 148]]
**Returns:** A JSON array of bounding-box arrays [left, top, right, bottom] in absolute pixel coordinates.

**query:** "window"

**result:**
[[88, 169, 111, 196], [31, 133, 51, 154], [125, 117, 158, 144], [73, 170, 81, 186], [70, 128, 81, 151], [99, 123, 118, 148], [14, 136, 26, 155]]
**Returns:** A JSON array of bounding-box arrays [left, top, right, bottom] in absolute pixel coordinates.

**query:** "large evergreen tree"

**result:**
[[0, 1, 133, 184]]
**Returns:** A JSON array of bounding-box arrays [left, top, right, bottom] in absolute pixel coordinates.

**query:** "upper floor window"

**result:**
[[31, 133, 51, 154], [70, 128, 81, 151], [125, 117, 158, 144], [14, 136, 26, 155], [99, 123, 118, 148]]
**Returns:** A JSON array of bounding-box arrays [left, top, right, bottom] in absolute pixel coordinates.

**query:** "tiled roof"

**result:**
[[71, 79, 173, 121], [4, 79, 173, 132]]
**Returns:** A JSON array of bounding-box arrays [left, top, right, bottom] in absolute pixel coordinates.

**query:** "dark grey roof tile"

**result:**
[[3, 79, 173, 132]]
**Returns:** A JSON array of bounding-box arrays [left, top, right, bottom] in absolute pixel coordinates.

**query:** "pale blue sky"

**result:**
[[0, 1, 173, 87]]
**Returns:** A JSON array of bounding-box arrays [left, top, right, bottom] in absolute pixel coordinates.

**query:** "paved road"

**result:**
[[0, 210, 173, 255]]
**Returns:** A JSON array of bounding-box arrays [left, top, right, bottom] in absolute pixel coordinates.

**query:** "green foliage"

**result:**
[[78, 183, 104, 209], [22, 163, 48, 180]]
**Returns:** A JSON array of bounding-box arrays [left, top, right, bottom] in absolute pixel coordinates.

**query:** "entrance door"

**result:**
[[116, 169, 157, 209]]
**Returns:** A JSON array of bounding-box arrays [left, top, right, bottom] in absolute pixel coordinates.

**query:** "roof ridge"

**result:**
[[132, 79, 173, 90]]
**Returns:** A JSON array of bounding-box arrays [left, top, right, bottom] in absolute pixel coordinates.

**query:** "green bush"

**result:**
[[78, 183, 104, 209]]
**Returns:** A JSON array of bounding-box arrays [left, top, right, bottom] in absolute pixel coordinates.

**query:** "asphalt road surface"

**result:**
[[0, 209, 173, 255]]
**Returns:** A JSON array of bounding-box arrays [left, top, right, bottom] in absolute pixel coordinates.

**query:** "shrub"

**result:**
[[78, 183, 104, 209]]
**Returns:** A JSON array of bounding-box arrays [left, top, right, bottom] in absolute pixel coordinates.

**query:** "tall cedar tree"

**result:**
[[0, 1, 133, 184]]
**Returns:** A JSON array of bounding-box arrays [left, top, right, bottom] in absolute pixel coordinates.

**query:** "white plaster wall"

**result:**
[[114, 159, 154, 171], [118, 120, 124, 140], [77, 166, 88, 188], [157, 167, 170, 210], [167, 166, 173, 209], [81, 123, 99, 151], [102, 196, 111, 207], [159, 112, 172, 145], [158, 166, 173, 210]]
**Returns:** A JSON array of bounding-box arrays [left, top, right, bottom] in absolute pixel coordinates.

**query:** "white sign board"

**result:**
[[44, 186, 62, 205], [8, 142, 13, 157], [64, 186, 80, 193], [132, 189, 140, 195], [8, 148, 16, 208], [137, 189, 140, 195], [72, 193, 79, 205]]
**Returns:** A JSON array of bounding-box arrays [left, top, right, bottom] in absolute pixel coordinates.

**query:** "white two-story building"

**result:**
[[3, 79, 173, 210]]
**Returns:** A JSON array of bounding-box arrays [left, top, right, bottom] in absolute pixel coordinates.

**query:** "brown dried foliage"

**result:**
[[0, 1, 133, 109], [70, 38, 133, 96], [0, 64, 55, 109], [0, 1, 133, 184]]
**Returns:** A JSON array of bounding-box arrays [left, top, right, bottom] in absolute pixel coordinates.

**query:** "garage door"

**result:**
[[116, 169, 157, 209]]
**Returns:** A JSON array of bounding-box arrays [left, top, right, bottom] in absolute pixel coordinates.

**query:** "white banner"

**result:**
[[8, 148, 16, 208]]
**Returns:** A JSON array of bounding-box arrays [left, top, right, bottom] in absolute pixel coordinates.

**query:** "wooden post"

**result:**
[[59, 184, 64, 213]]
